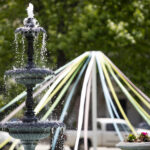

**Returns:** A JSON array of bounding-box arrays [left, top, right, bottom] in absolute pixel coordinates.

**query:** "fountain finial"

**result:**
[[15, 2, 45, 35], [27, 3, 34, 18]]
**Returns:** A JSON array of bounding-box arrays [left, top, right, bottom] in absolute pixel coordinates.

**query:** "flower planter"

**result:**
[[116, 142, 150, 150]]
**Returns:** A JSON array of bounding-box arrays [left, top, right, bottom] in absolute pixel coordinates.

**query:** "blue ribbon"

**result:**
[[96, 55, 123, 141], [51, 56, 91, 150]]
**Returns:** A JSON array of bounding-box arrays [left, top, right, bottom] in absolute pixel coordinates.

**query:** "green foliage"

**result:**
[[0, 0, 150, 116], [127, 133, 137, 142]]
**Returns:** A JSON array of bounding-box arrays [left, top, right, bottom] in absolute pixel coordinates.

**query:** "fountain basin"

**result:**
[[0, 121, 65, 150], [5, 68, 54, 84], [4, 121, 64, 139]]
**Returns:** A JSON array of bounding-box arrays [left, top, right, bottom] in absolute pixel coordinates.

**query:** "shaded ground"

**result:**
[[36, 144, 121, 150], [36, 144, 70, 150], [90, 148, 121, 150]]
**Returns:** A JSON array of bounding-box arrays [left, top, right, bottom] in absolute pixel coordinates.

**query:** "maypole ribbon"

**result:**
[[9, 140, 19, 150], [42, 57, 88, 120], [102, 53, 150, 107], [96, 54, 123, 141], [107, 64, 150, 125], [84, 74, 91, 150], [0, 91, 26, 113], [98, 53, 127, 130], [34, 66, 72, 114], [99, 52, 137, 135], [92, 53, 98, 150], [51, 57, 91, 150], [74, 53, 94, 150], [99, 54, 129, 134], [0, 137, 11, 149], [35, 52, 89, 114], [36, 55, 88, 115]]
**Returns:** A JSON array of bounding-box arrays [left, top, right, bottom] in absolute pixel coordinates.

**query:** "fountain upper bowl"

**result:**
[[5, 68, 54, 85]]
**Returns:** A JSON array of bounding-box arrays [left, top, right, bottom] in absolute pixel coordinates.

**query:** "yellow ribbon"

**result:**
[[35, 56, 87, 114], [103, 53, 150, 109], [0, 137, 11, 149], [9, 140, 19, 150], [106, 61, 150, 123], [98, 54, 137, 135]]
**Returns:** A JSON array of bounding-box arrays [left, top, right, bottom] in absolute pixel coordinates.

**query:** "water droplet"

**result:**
[[21, 36, 25, 67], [41, 33, 47, 63], [14, 33, 19, 66], [34, 35, 39, 65]]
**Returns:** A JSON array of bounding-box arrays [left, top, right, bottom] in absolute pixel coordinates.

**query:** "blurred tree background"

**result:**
[[0, 0, 150, 115]]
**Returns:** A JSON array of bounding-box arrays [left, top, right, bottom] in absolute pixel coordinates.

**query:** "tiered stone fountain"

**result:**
[[0, 3, 64, 150]]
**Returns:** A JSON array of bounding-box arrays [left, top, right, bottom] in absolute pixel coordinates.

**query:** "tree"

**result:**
[[0, 0, 150, 114]]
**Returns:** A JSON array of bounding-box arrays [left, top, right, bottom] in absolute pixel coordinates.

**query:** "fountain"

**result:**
[[0, 3, 65, 150]]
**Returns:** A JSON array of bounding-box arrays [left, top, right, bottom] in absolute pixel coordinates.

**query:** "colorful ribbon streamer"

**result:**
[[96, 54, 123, 141], [42, 57, 87, 120], [0, 51, 150, 150], [74, 53, 94, 150], [106, 63, 150, 124], [51, 57, 91, 150], [98, 52, 136, 135]]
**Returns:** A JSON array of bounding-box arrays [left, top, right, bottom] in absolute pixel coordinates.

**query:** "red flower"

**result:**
[[141, 132, 148, 136]]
